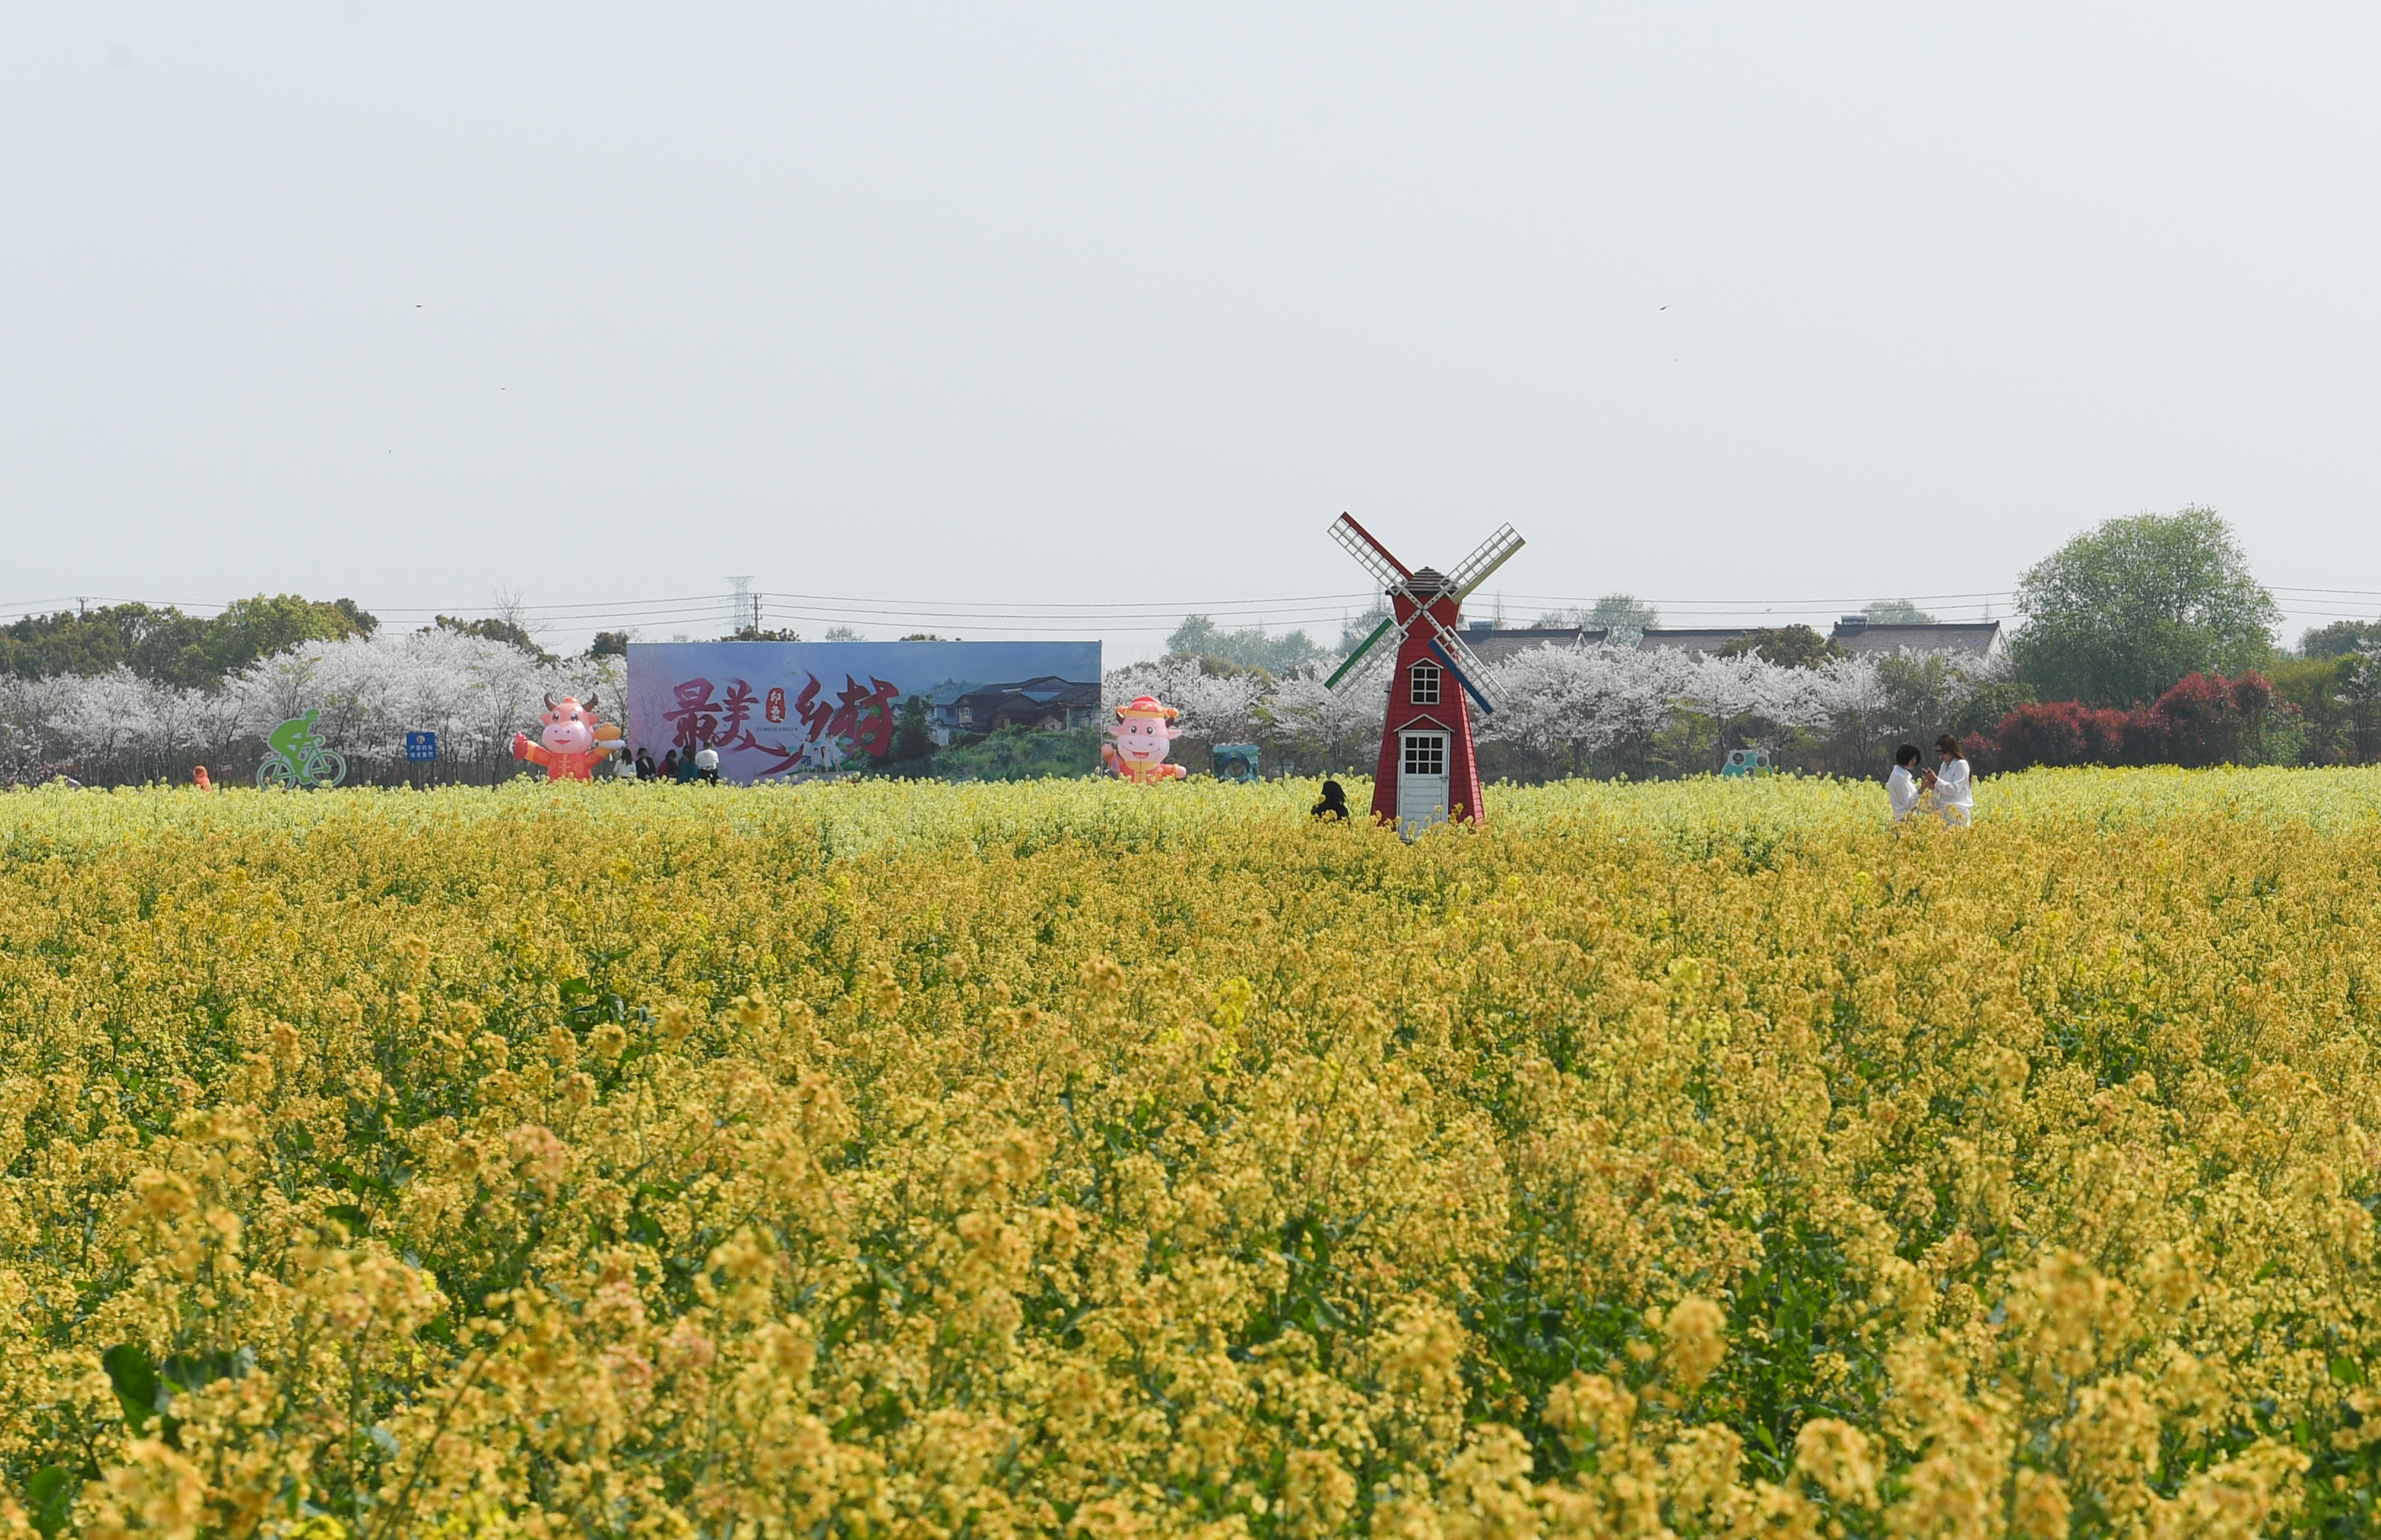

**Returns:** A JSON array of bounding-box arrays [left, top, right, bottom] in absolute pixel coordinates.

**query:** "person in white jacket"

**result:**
[[1926, 734, 1974, 826], [1887, 743, 1925, 821]]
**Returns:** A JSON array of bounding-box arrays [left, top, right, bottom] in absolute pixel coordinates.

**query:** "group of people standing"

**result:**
[[628, 745, 721, 784], [1887, 734, 1973, 827]]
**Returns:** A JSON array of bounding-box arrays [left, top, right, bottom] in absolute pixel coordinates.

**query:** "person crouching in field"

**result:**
[[1887, 744, 1924, 821], [1311, 779, 1350, 821], [1925, 734, 1974, 827]]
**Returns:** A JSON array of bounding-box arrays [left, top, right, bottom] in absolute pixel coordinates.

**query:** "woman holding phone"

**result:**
[[1925, 734, 1974, 827]]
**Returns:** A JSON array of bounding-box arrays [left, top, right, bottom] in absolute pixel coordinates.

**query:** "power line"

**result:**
[[4, 581, 2374, 635]]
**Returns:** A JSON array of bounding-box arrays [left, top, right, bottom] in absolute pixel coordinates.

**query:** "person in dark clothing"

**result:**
[[1311, 779, 1350, 820], [675, 749, 702, 784], [634, 748, 656, 781]]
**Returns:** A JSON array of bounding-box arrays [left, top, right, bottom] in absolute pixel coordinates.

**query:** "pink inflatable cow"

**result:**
[[1101, 694, 1187, 784], [513, 694, 622, 782]]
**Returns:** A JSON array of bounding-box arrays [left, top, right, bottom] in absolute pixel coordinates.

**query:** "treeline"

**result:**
[[1146, 506, 2381, 778], [0, 596, 380, 690], [0, 597, 635, 689], [0, 627, 614, 789], [1982, 507, 2380, 767], [1105, 644, 2021, 783], [1987, 664, 2381, 771]]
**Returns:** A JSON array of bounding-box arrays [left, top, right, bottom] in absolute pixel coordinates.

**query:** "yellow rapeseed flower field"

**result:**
[[2, 768, 2380, 1539]]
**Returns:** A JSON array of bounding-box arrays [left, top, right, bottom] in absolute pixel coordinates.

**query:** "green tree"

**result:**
[[2011, 507, 2279, 707], [434, 614, 554, 664], [1717, 624, 1844, 670], [1861, 598, 1938, 624], [1166, 616, 1323, 673], [892, 694, 937, 762], [0, 605, 149, 678], [179, 594, 377, 686], [2298, 619, 2381, 661], [1535, 594, 1660, 643], [1950, 680, 2036, 740], [0, 602, 211, 681], [1587, 593, 1660, 643], [1, 597, 374, 689], [1338, 604, 1394, 655], [589, 631, 629, 658]]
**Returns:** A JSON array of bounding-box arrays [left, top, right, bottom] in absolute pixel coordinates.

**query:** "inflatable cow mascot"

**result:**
[[513, 694, 624, 782], [1102, 694, 1188, 784]]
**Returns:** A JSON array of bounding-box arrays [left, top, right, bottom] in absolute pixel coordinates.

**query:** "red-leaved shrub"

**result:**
[[2153, 671, 2273, 767], [1990, 671, 2276, 772]]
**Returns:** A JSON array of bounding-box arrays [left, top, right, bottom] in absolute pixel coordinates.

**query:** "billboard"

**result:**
[[625, 640, 1103, 784]]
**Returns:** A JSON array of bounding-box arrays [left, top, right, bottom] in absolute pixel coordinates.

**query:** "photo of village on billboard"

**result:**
[[624, 640, 1103, 784]]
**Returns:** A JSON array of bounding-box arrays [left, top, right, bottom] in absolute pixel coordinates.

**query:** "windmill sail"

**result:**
[[1329, 513, 1414, 593], [1444, 523, 1525, 602], [1324, 613, 1401, 692], [1421, 618, 1505, 711], [1425, 640, 1496, 716]]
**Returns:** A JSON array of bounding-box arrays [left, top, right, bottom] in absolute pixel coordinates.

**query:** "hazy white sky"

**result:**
[[4, 4, 2376, 659]]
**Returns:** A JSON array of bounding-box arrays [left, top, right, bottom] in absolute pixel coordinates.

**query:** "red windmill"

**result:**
[[1323, 513, 1525, 832]]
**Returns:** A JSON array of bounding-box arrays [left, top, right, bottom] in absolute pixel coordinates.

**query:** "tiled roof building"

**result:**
[[1634, 619, 2005, 656]]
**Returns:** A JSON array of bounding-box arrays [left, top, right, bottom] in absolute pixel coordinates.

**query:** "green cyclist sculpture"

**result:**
[[258, 710, 348, 789]]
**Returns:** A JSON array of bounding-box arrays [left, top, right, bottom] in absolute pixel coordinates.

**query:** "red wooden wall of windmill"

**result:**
[[1372, 574, 1486, 827]]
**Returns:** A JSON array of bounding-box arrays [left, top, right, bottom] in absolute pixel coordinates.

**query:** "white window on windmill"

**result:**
[[1409, 658, 1441, 705], [1403, 732, 1446, 780]]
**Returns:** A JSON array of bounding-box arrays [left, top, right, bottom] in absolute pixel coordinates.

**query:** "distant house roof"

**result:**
[[1636, 620, 2008, 658], [952, 675, 1101, 732], [1828, 618, 2005, 656], [1463, 626, 1611, 663], [1636, 628, 1758, 654]]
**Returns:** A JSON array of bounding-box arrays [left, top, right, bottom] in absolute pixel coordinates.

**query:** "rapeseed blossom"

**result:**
[[0, 768, 2376, 1536]]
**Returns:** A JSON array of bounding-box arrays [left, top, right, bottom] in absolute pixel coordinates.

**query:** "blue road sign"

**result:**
[[404, 731, 438, 762]]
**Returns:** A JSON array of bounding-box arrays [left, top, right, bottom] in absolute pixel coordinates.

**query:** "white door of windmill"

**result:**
[[1397, 731, 1449, 834]]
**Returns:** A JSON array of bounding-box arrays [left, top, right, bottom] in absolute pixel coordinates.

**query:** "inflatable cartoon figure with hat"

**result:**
[[1102, 694, 1187, 784]]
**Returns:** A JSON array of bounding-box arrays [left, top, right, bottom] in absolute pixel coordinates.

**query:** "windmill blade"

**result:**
[[1424, 637, 1499, 716], [1445, 523, 1525, 602], [1324, 613, 1401, 692], [1425, 621, 1506, 712], [1329, 513, 1414, 593]]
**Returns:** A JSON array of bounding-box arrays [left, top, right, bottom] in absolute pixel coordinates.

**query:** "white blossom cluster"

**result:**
[[2, 630, 2003, 787], [1103, 638, 2004, 772], [0, 628, 619, 782]]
